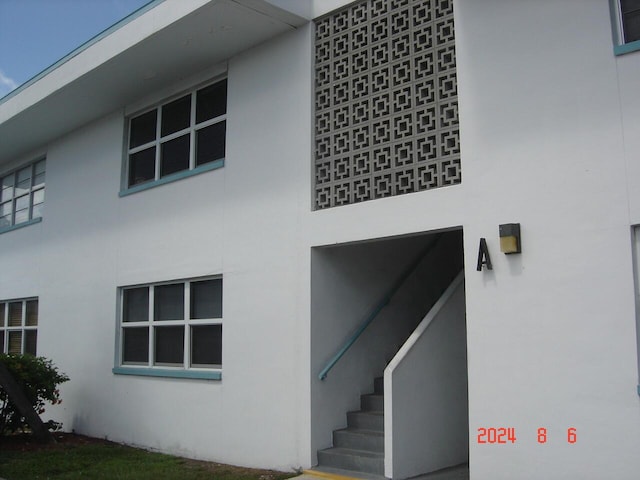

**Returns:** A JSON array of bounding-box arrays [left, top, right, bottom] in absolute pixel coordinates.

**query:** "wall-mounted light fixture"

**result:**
[[499, 223, 521, 254]]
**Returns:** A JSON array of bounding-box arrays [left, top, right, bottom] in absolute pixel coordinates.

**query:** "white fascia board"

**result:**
[[0, 0, 209, 125]]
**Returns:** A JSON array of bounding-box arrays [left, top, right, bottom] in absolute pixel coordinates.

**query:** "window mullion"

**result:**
[[11, 172, 16, 226], [1, 302, 4, 353], [155, 108, 162, 181], [184, 282, 190, 369], [20, 300, 26, 354], [148, 286, 155, 367], [190, 95, 197, 170]]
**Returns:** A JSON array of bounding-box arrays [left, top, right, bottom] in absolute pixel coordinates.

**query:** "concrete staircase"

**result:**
[[316, 377, 385, 477]]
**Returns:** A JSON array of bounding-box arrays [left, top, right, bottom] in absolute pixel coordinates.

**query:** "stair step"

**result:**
[[333, 428, 384, 453], [373, 377, 384, 395], [347, 411, 384, 432], [317, 447, 384, 476], [360, 393, 383, 412]]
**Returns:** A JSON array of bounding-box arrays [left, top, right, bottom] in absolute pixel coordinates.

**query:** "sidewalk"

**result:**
[[298, 464, 469, 480]]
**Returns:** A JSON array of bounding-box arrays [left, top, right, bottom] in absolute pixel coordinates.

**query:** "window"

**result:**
[[0, 298, 38, 355], [117, 278, 222, 375], [620, 0, 640, 44], [0, 159, 45, 230], [126, 79, 227, 189]]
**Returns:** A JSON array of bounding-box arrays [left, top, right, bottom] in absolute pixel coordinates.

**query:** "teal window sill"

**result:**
[[0, 217, 42, 235], [614, 39, 640, 56], [119, 159, 224, 197], [112, 366, 221, 381]]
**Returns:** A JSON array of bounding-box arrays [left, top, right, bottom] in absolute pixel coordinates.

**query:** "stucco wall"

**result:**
[[455, 1, 640, 478], [2, 24, 314, 471], [385, 276, 468, 479]]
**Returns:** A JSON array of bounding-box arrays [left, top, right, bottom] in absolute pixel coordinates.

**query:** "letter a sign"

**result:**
[[477, 238, 492, 271]]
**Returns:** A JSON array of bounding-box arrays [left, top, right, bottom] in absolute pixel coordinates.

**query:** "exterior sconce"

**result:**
[[499, 223, 521, 254]]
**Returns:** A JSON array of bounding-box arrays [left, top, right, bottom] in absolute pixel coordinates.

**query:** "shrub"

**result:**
[[0, 354, 69, 436]]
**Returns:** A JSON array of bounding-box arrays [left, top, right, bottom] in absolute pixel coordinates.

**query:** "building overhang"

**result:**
[[0, 0, 308, 165]]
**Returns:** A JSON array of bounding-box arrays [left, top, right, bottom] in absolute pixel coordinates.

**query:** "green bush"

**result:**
[[0, 354, 69, 436]]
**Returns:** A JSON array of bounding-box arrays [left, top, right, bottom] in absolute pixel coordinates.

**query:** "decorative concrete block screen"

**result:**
[[314, 0, 460, 209]]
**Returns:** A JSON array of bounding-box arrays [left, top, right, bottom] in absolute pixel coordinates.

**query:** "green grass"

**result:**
[[0, 441, 296, 480]]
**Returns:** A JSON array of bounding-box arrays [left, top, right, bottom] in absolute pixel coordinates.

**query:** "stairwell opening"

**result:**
[[310, 228, 468, 479]]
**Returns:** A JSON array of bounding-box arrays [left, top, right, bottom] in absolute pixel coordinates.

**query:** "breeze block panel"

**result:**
[[314, 0, 460, 209]]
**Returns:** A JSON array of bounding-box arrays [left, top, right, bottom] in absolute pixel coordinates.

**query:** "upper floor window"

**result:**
[[126, 79, 227, 189], [620, 0, 640, 43], [0, 159, 45, 230], [0, 298, 38, 356]]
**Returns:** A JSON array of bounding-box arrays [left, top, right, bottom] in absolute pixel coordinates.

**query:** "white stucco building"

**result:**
[[1, 1, 640, 479]]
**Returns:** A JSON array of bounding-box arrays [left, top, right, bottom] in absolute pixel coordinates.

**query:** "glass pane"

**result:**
[[32, 203, 43, 220], [621, 0, 640, 11], [161, 95, 191, 137], [15, 167, 31, 196], [33, 173, 45, 189], [196, 122, 226, 166], [34, 159, 46, 176], [154, 326, 184, 365], [15, 195, 29, 211], [191, 279, 222, 319], [191, 324, 222, 366], [130, 110, 157, 148], [15, 181, 30, 197], [0, 201, 12, 217], [123, 287, 149, 322], [0, 331, 4, 354], [1, 174, 14, 189], [624, 10, 640, 43], [25, 330, 37, 356], [17, 166, 31, 184], [1, 185, 13, 202], [33, 160, 45, 188], [123, 327, 149, 363], [14, 208, 29, 225], [0, 303, 4, 326], [0, 214, 11, 228], [154, 284, 184, 321], [26, 300, 38, 326], [32, 190, 45, 218], [32, 189, 45, 205], [160, 135, 190, 177], [8, 302, 22, 326], [8, 331, 22, 354], [128, 147, 156, 187], [196, 80, 227, 123]]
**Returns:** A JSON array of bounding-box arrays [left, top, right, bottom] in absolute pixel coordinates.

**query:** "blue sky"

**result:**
[[0, 0, 153, 98]]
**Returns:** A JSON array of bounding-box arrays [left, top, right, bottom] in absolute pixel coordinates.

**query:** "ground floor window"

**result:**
[[118, 277, 222, 371], [0, 298, 38, 355]]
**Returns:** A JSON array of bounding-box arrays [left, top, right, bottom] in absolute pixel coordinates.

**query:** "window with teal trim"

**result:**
[[620, 0, 640, 43], [0, 298, 38, 355], [117, 277, 223, 373], [126, 79, 227, 188], [0, 159, 45, 230]]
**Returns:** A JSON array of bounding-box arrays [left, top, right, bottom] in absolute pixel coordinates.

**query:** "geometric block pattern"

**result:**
[[314, 0, 460, 209]]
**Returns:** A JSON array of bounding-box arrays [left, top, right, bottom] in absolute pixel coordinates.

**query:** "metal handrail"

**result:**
[[318, 233, 443, 381]]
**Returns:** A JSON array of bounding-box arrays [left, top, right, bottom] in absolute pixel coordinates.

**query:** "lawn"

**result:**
[[0, 433, 298, 480]]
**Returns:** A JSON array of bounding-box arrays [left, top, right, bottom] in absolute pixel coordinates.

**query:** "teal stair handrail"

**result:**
[[318, 233, 443, 381]]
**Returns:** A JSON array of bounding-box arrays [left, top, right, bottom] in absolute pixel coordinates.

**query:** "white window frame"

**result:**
[[0, 297, 38, 356], [121, 77, 227, 195], [114, 276, 223, 380], [0, 158, 45, 232]]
